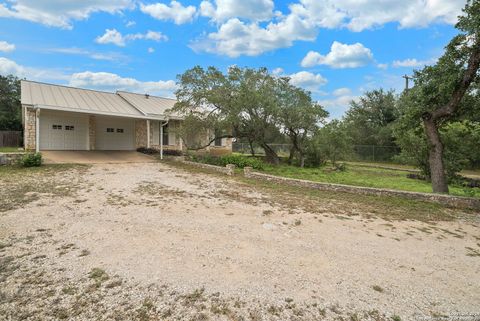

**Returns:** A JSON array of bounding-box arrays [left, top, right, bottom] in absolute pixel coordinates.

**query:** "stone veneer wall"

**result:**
[[0, 152, 25, 165], [243, 168, 480, 210], [88, 115, 96, 150], [135, 119, 147, 148], [24, 107, 36, 151]]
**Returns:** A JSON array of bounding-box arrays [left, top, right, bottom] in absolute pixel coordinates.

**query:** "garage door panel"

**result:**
[[95, 117, 135, 150], [40, 111, 88, 150]]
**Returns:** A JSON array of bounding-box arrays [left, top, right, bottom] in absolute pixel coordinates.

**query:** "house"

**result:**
[[20, 80, 232, 156]]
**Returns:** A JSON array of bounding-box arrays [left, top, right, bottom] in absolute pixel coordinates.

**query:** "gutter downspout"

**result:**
[[160, 119, 169, 160], [34, 105, 40, 153]]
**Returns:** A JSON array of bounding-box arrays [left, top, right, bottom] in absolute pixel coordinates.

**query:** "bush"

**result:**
[[20, 153, 42, 167], [137, 147, 183, 156]]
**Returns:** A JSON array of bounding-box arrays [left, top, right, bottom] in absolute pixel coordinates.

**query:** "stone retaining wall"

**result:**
[[243, 167, 480, 210], [0, 152, 25, 165], [182, 161, 235, 176]]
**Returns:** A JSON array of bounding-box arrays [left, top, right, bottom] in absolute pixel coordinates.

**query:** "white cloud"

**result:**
[[301, 42, 373, 69], [0, 0, 133, 29], [0, 41, 15, 53], [140, 1, 196, 25], [191, 15, 316, 57], [333, 87, 351, 96], [199, 0, 274, 22], [125, 20, 136, 27], [95, 29, 126, 46], [0, 57, 69, 81], [377, 63, 388, 70], [69, 71, 177, 97], [148, 47, 155, 53], [292, 0, 464, 32], [95, 29, 168, 47], [288, 71, 327, 93], [46, 47, 127, 62], [318, 92, 358, 119], [192, 0, 463, 57], [392, 58, 436, 68], [272, 67, 284, 75]]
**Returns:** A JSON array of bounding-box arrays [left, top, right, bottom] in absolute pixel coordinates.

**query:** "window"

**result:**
[[214, 130, 223, 147], [162, 123, 169, 145], [106, 128, 114, 133], [116, 128, 124, 133], [52, 124, 62, 130], [65, 125, 74, 131]]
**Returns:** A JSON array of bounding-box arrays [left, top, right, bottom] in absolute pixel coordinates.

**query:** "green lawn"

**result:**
[[0, 147, 22, 152], [261, 163, 480, 198]]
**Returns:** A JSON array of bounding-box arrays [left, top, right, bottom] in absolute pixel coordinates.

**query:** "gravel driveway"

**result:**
[[1, 162, 479, 321]]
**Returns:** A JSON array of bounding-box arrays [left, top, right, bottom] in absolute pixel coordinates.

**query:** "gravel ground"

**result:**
[[1, 162, 479, 321]]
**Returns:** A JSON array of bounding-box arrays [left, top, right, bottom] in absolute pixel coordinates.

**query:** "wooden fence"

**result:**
[[0, 131, 22, 147]]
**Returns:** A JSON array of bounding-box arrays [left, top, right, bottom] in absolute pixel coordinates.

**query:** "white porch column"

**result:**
[[35, 108, 40, 153], [160, 122, 163, 160], [146, 119, 151, 148]]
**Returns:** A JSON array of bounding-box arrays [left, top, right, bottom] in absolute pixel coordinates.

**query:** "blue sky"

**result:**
[[0, 0, 465, 118]]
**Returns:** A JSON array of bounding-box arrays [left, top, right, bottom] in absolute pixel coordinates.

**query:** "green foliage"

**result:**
[[0, 74, 22, 131], [190, 153, 264, 170], [313, 120, 352, 166], [343, 89, 399, 146], [20, 153, 42, 167]]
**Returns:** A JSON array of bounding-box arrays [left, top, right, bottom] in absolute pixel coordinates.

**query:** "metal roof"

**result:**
[[21, 80, 180, 120], [117, 91, 182, 119]]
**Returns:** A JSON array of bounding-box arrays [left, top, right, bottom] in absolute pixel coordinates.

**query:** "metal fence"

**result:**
[[0, 131, 22, 147], [232, 142, 401, 163]]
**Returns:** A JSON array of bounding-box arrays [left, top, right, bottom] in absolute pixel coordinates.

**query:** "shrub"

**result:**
[[219, 154, 264, 170], [137, 147, 183, 156], [20, 153, 42, 167]]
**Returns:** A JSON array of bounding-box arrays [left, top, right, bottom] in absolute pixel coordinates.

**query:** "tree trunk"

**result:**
[[261, 143, 280, 165], [299, 153, 305, 168], [423, 116, 449, 193], [248, 140, 255, 156], [287, 146, 295, 165]]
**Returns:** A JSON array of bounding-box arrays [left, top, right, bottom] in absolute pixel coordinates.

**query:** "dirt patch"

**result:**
[[1, 162, 479, 320]]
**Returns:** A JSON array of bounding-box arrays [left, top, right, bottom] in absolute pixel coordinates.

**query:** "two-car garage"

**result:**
[[39, 110, 135, 151]]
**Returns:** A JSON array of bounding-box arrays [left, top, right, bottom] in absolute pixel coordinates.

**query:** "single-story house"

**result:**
[[20, 80, 232, 155]]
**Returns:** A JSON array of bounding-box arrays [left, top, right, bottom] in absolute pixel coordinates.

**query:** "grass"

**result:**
[[260, 163, 480, 198], [0, 147, 22, 153], [166, 161, 476, 222]]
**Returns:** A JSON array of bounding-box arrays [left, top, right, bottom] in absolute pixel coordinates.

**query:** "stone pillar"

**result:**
[[89, 115, 96, 150], [244, 166, 252, 177], [135, 120, 148, 148], [24, 107, 37, 151]]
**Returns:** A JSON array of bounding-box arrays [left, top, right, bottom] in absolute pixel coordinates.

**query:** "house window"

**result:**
[[52, 124, 62, 130], [116, 128, 124, 133], [214, 130, 223, 147], [162, 123, 169, 145], [65, 125, 74, 131], [106, 128, 114, 133]]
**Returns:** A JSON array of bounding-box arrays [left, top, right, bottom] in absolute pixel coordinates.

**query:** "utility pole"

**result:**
[[402, 74, 413, 91]]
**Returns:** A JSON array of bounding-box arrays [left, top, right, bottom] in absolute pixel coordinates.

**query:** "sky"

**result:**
[[0, 0, 466, 118]]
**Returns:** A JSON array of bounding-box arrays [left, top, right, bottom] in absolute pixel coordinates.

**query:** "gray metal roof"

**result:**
[[117, 91, 181, 119], [21, 80, 180, 120]]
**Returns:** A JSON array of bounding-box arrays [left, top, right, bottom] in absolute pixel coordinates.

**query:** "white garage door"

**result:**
[[95, 116, 135, 150], [40, 111, 88, 150]]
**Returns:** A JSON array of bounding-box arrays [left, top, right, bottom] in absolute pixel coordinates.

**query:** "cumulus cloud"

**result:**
[[192, 0, 463, 57], [140, 1, 196, 25], [199, 0, 275, 22], [301, 42, 373, 69], [0, 0, 133, 29], [95, 29, 168, 47], [190, 16, 316, 57], [0, 41, 15, 53], [318, 91, 358, 118], [288, 71, 327, 93], [0, 57, 69, 81], [333, 87, 352, 96], [69, 71, 178, 97]]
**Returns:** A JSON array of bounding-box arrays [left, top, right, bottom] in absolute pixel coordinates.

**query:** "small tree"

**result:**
[[315, 120, 351, 166], [0, 74, 22, 131]]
